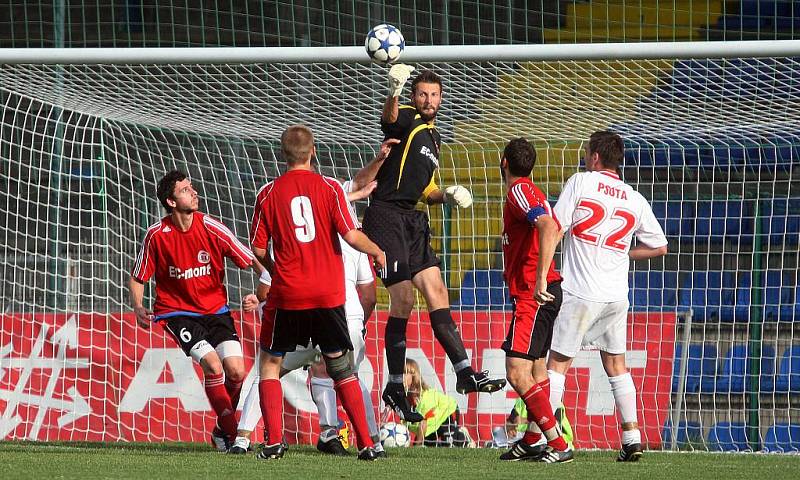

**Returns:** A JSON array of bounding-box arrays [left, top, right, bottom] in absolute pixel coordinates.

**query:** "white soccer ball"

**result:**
[[365, 24, 405, 64], [379, 421, 411, 447]]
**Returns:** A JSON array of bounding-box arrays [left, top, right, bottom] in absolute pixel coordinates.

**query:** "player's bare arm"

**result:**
[[128, 276, 151, 329], [629, 243, 668, 260], [347, 180, 377, 203], [342, 229, 386, 271], [533, 215, 560, 304], [351, 138, 401, 191]]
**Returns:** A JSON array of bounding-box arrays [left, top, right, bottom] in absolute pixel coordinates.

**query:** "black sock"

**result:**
[[429, 308, 471, 374], [385, 316, 409, 380]]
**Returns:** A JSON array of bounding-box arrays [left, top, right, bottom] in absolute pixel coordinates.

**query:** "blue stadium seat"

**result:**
[[761, 198, 800, 247], [650, 201, 689, 239], [459, 270, 509, 309], [715, 344, 776, 393], [764, 423, 800, 452], [629, 270, 679, 311], [693, 200, 754, 245], [763, 270, 798, 322], [774, 345, 800, 392], [661, 419, 702, 447], [685, 344, 718, 393], [707, 422, 750, 451], [679, 271, 737, 321]]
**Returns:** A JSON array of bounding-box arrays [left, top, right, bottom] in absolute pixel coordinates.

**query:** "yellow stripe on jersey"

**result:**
[[420, 176, 439, 203], [396, 123, 436, 189]]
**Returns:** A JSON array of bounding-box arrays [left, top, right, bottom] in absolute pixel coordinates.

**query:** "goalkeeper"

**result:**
[[358, 65, 506, 423]]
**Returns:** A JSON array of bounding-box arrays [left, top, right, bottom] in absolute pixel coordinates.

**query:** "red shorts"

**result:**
[[501, 282, 562, 360]]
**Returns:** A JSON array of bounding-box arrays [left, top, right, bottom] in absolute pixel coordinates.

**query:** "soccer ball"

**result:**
[[379, 422, 411, 447], [365, 24, 405, 64]]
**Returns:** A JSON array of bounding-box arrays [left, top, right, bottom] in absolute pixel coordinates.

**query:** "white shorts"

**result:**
[[281, 316, 366, 372], [550, 291, 629, 358]]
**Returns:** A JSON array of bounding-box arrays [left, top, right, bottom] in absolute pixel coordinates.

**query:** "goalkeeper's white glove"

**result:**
[[444, 185, 473, 209], [388, 64, 415, 98]]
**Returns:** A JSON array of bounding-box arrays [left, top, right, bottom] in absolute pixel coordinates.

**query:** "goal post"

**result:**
[[1, 41, 799, 451]]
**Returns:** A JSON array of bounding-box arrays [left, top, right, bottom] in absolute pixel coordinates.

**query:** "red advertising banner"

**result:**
[[0, 311, 675, 448]]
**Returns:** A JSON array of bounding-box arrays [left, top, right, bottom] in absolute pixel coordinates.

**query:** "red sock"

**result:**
[[225, 379, 243, 411], [334, 376, 374, 450], [259, 378, 284, 445], [522, 383, 568, 451], [539, 378, 550, 400], [204, 372, 237, 439]]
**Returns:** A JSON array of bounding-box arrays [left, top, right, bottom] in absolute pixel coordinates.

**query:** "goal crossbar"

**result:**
[[3, 40, 800, 65]]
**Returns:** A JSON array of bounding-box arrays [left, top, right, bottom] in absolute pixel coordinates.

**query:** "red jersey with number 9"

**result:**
[[250, 169, 357, 309], [552, 170, 668, 302], [502, 177, 563, 298]]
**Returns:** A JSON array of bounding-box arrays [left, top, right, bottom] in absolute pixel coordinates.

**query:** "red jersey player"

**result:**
[[249, 125, 386, 461], [499, 138, 573, 463], [548, 131, 667, 462], [128, 170, 264, 450]]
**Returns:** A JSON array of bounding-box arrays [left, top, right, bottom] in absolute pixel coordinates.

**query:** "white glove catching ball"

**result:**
[[444, 185, 473, 209], [388, 64, 415, 98]]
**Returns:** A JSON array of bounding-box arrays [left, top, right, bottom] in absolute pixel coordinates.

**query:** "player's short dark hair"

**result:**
[[157, 170, 187, 213], [588, 131, 624, 169], [411, 70, 442, 94], [281, 124, 315, 165], [503, 137, 537, 177]]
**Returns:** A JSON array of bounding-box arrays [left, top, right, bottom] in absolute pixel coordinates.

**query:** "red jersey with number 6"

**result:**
[[131, 212, 255, 317], [502, 177, 563, 298], [250, 169, 357, 310], [552, 170, 668, 302]]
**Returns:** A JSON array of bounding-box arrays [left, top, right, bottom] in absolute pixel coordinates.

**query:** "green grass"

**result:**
[[0, 442, 796, 480]]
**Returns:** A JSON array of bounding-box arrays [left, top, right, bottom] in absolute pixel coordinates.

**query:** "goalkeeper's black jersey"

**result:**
[[373, 105, 441, 210]]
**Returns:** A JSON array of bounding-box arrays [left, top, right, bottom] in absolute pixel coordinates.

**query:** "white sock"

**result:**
[[238, 375, 262, 432], [547, 369, 566, 414], [310, 376, 338, 428], [622, 428, 641, 445], [608, 372, 640, 444], [358, 378, 379, 438]]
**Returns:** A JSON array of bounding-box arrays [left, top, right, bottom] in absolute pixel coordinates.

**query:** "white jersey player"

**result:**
[[229, 179, 384, 456], [546, 131, 668, 462]]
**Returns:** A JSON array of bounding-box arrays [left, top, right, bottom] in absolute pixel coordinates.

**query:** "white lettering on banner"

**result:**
[[118, 349, 209, 413], [0, 318, 91, 439], [476, 349, 515, 415], [572, 350, 647, 416]]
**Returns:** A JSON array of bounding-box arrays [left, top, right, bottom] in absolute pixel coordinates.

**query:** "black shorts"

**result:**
[[362, 202, 440, 287], [501, 282, 563, 361], [162, 312, 239, 357], [259, 305, 353, 355]]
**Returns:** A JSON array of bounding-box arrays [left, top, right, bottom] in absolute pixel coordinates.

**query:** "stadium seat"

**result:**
[[629, 270, 679, 311], [774, 345, 800, 392], [693, 200, 754, 245], [707, 422, 750, 451], [685, 343, 718, 393], [761, 198, 800, 247], [763, 423, 800, 452], [661, 419, 702, 447], [715, 344, 776, 393], [679, 271, 737, 321], [459, 269, 509, 309], [650, 200, 690, 239], [763, 270, 798, 322]]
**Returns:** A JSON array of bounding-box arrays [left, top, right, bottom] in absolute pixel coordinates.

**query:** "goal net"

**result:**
[[0, 43, 798, 451]]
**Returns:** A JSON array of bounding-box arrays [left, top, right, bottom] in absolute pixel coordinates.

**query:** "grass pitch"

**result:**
[[0, 441, 796, 480]]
